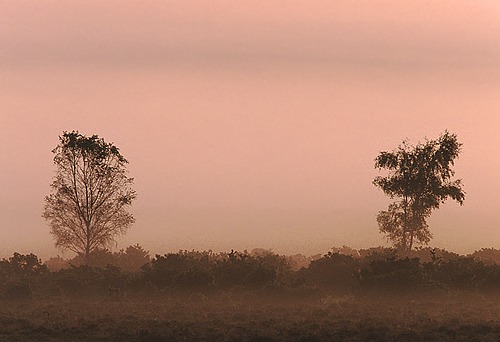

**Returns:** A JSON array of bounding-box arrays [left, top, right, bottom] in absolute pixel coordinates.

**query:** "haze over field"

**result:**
[[1, 1, 500, 259]]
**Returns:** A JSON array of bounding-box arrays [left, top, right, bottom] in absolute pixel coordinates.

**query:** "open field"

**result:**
[[0, 294, 499, 341]]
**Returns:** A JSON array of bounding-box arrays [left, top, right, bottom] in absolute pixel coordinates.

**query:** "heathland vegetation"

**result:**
[[1, 246, 500, 340], [1, 246, 500, 301], [2, 131, 498, 340]]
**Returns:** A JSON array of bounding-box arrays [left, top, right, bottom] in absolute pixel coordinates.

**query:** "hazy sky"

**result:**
[[1, 1, 500, 259]]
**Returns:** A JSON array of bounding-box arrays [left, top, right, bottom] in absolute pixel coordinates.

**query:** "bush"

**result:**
[[1, 247, 499, 300], [360, 257, 424, 292], [470, 248, 500, 265], [140, 250, 292, 293], [300, 252, 359, 294], [52, 265, 129, 297], [142, 252, 214, 291], [65, 244, 151, 271], [424, 256, 500, 291], [213, 250, 291, 290], [0, 252, 47, 279]]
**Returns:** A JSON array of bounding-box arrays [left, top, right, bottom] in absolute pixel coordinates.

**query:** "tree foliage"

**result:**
[[43, 131, 136, 262], [373, 131, 465, 252]]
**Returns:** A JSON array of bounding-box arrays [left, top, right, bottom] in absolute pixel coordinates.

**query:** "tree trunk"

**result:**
[[402, 197, 409, 255], [408, 226, 414, 254], [85, 225, 91, 265], [85, 246, 90, 265]]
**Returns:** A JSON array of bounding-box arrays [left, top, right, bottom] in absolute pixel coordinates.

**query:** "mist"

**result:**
[[1, 1, 500, 340]]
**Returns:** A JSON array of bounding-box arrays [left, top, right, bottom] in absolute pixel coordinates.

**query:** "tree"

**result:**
[[43, 131, 136, 263], [373, 131, 465, 253]]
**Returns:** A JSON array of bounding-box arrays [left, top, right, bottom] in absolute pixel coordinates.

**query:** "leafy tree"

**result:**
[[373, 131, 465, 253], [43, 131, 136, 263]]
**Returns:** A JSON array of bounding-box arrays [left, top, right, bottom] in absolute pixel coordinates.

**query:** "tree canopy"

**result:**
[[373, 131, 465, 253], [43, 131, 136, 262]]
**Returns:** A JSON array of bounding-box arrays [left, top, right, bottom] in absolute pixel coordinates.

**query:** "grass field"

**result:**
[[0, 293, 499, 341]]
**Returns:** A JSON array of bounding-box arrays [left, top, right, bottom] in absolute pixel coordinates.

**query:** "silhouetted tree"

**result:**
[[373, 131, 465, 253], [43, 131, 136, 263]]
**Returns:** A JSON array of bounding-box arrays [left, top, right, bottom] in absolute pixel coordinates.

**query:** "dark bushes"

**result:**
[[300, 250, 500, 296], [470, 248, 500, 265], [4, 281, 32, 299], [1, 247, 500, 300], [359, 257, 425, 292], [52, 265, 128, 297], [424, 256, 500, 292], [65, 244, 151, 271], [142, 251, 214, 291], [141, 250, 293, 293], [0, 252, 47, 278], [0, 253, 47, 299], [213, 250, 292, 290], [298, 252, 359, 294]]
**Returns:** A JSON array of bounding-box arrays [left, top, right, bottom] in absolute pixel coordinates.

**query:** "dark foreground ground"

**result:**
[[0, 293, 499, 342]]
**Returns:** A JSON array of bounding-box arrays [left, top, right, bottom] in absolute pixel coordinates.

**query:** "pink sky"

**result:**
[[1, 1, 500, 259]]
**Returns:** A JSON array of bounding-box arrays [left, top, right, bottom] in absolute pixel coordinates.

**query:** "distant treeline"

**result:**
[[0, 246, 499, 300]]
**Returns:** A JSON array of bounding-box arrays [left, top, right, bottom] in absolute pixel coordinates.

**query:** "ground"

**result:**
[[0, 293, 499, 341]]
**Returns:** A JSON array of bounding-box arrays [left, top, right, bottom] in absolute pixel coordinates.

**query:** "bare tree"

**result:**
[[43, 131, 136, 263]]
